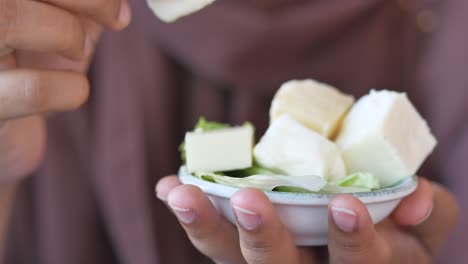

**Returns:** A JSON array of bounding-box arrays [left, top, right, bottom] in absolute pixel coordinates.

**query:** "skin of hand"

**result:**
[[0, 0, 131, 183], [0, 0, 132, 254], [156, 176, 459, 264]]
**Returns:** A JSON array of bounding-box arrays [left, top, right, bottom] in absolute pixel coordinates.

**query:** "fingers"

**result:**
[[391, 177, 434, 226], [403, 182, 459, 257], [231, 188, 314, 264], [12, 18, 103, 74], [0, 69, 89, 120], [159, 181, 315, 264], [328, 195, 391, 264], [155, 175, 182, 201], [0, 0, 131, 60], [0, 0, 87, 59], [166, 184, 245, 264], [0, 115, 45, 181], [41, 0, 132, 30]]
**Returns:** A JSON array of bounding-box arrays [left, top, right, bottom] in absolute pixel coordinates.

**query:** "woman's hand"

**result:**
[[0, 0, 132, 182], [156, 177, 459, 264]]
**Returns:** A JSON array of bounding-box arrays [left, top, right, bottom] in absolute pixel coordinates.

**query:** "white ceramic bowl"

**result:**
[[178, 167, 418, 246]]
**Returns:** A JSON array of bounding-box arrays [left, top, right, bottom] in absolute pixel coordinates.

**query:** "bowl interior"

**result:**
[[178, 166, 418, 205]]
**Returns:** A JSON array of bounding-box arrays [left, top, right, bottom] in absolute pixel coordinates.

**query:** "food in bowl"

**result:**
[[177, 79, 436, 245], [147, 0, 216, 22], [179, 166, 418, 246]]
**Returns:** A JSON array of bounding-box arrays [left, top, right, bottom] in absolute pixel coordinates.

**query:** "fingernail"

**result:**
[[169, 204, 197, 224], [331, 206, 358, 233], [415, 203, 433, 226], [233, 205, 261, 231], [118, 0, 132, 26], [156, 192, 167, 202]]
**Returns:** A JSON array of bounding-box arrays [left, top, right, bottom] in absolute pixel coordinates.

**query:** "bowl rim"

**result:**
[[178, 166, 419, 205]]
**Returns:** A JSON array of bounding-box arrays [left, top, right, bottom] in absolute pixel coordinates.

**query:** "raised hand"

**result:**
[[0, 0, 131, 182]]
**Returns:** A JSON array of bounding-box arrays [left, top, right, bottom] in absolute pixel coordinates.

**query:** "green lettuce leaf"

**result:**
[[334, 172, 380, 189], [273, 172, 380, 194], [194, 117, 230, 131], [192, 171, 375, 194], [193, 172, 326, 192], [179, 142, 187, 163], [223, 162, 278, 178], [193, 171, 219, 183], [274, 184, 370, 194]]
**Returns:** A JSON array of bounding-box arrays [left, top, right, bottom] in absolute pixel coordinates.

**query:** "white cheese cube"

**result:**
[[336, 90, 437, 187], [146, 0, 215, 22], [270, 79, 354, 138], [185, 126, 253, 172], [254, 115, 346, 181]]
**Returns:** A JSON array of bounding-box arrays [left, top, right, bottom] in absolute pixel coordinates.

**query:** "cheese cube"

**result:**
[[185, 126, 253, 172], [146, 0, 215, 22], [254, 115, 346, 181], [270, 79, 354, 138], [336, 90, 437, 187]]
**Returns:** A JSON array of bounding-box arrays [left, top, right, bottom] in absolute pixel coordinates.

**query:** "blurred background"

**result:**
[[4, 0, 468, 263]]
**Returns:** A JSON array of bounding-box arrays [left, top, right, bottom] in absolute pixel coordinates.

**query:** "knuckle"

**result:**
[[240, 236, 273, 256], [330, 235, 392, 264], [188, 228, 212, 242], [331, 236, 372, 255], [239, 225, 287, 262], [187, 215, 223, 241], [240, 242, 272, 264]]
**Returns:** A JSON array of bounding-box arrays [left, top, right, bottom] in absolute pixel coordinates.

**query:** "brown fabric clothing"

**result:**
[[3, 0, 468, 263]]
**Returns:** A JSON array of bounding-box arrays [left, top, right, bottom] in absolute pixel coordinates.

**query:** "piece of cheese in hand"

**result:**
[[336, 90, 437, 187], [254, 115, 346, 181], [146, 0, 215, 22], [270, 79, 354, 138], [185, 125, 253, 173]]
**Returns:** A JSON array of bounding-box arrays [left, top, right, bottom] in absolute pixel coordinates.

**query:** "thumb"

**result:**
[[327, 195, 390, 264]]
